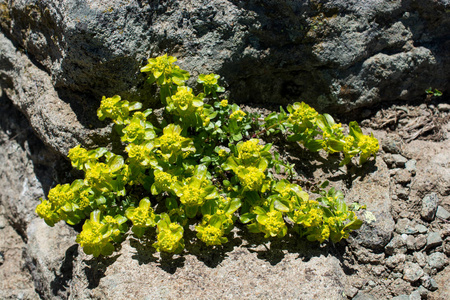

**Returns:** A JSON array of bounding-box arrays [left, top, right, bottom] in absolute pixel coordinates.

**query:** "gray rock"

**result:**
[[415, 235, 427, 250], [436, 206, 450, 220], [405, 234, 416, 251], [395, 169, 412, 185], [413, 252, 427, 268], [427, 252, 447, 270], [421, 274, 439, 291], [392, 154, 408, 168], [396, 219, 418, 235], [382, 135, 404, 155], [409, 290, 421, 300], [403, 262, 424, 283], [426, 232, 443, 249], [391, 295, 409, 300], [421, 193, 439, 221], [1, 0, 448, 155], [353, 293, 377, 300], [437, 103, 450, 112], [415, 224, 428, 234], [385, 235, 407, 255], [405, 160, 417, 175], [386, 254, 406, 270]]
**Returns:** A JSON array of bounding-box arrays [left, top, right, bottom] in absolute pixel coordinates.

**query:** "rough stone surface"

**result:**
[[1, 1, 450, 300], [403, 262, 424, 283], [427, 232, 443, 249], [436, 206, 450, 220], [421, 193, 439, 221], [427, 252, 447, 270], [1, 0, 450, 155]]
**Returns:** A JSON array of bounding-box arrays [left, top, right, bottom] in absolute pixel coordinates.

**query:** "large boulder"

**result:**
[[1, 0, 449, 154]]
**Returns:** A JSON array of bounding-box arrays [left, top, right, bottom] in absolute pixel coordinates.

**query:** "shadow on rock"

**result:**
[[83, 254, 120, 289], [50, 244, 79, 297]]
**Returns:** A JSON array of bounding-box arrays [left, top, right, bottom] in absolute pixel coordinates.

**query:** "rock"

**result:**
[[405, 160, 417, 175], [382, 135, 404, 155], [405, 235, 416, 251], [385, 235, 407, 255], [427, 252, 447, 270], [391, 295, 409, 300], [396, 219, 418, 235], [426, 232, 443, 249], [415, 224, 428, 234], [409, 290, 421, 300], [353, 293, 377, 300], [403, 262, 424, 283], [421, 193, 439, 221], [415, 286, 429, 298], [383, 153, 396, 168], [415, 235, 427, 250], [386, 254, 406, 270], [344, 286, 359, 298], [1, 0, 446, 156], [436, 206, 450, 220], [421, 274, 439, 291], [437, 103, 450, 112], [413, 252, 427, 268], [394, 169, 412, 185], [392, 154, 408, 168]]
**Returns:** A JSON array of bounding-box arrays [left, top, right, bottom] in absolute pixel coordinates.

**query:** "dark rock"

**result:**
[[421, 193, 439, 221]]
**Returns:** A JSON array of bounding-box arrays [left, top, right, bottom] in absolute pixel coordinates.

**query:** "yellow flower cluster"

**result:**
[[180, 186, 204, 206], [237, 139, 263, 164], [237, 166, 266, 191], [357, 134, 379, 157], [230, 109, 246, 121], [196, 224, 224, 246], [220, 99, 228, 107], [258, 210, 287, 238], [287, 102, 318, 126]]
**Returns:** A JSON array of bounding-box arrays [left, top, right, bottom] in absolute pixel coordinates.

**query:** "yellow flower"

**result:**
[[196, 224, 225, 246], [237, 166, 266, 191], [230, 109, 246, 121], [220, 99, 228, 107]]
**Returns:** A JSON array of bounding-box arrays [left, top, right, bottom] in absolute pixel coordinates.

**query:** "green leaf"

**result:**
[[274, 199, 290, 212]]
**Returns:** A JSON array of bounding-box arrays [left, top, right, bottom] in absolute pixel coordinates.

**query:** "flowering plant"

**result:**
[[36, 55, 377, 257]]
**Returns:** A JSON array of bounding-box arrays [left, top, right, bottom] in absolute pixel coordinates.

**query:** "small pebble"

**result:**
[[386, 235, 406, 255], [436, 206, 450, 220], [405, 235, 416, 250], [415, 224, 428, 234], [421, 193, 439, 221], [392, 154, 408, 167], [414, 252, 427, 267], [386, 254, 406, 270], [415, 235, 427, 250], [426, 232, 443, 249], [382, 135, 404, 154], [405, 159, 417, 175]]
